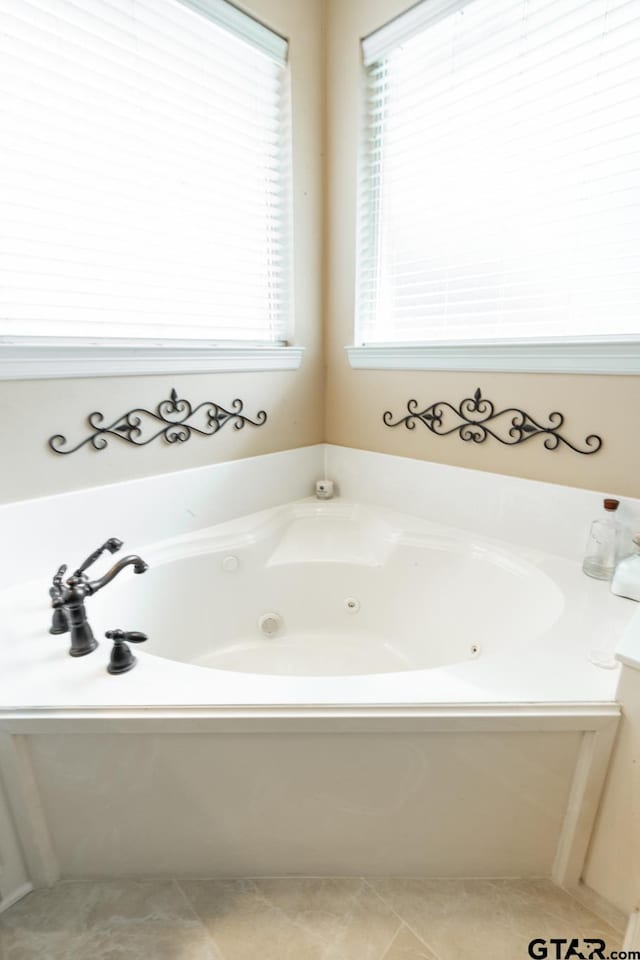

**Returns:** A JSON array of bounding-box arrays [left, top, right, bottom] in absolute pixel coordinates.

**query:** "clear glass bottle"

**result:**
[[611, 535, 640, 601], [582, 498, 622, 580]]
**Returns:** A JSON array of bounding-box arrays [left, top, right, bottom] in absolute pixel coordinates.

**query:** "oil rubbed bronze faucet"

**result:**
[[49, 538, 122, 638], [49, 540, 149, 657]]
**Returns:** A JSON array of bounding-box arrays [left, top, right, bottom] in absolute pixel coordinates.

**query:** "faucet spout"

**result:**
[[87, 555, 149, 595]]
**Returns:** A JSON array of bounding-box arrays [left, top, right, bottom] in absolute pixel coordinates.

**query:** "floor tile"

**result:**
[[369, 879, 622, 960], [0, 877, 624, 960], [381, 925, 439, 960], [0, 879, 220, 960], [179, 877, 401, 960]]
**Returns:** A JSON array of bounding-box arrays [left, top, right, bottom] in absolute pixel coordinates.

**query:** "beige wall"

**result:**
[[324, 0, 640, 499], [0, 0, 325, 505]]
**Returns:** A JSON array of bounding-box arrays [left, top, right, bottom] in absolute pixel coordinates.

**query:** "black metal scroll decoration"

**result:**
[[49, 388, 268, 455], [383, 388, 602, 455]]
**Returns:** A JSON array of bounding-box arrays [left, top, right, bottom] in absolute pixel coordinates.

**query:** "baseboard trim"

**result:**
[[624, 911, 640, 951], [562, 881, 628, 935], [0, 882, 33, 914]]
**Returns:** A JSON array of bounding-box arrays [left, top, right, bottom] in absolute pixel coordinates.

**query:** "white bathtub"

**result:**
[[0, 496, 633, 708], [110, 500, 568, 678], [0, 448, 638, 907]]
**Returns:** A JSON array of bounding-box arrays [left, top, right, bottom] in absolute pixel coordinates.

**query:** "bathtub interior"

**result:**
[[98, 501, 566, 677]]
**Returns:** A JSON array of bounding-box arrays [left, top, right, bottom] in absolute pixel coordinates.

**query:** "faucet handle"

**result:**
[[105, 629, 147, 675], [49, 590, 70, 635], [52, 564, 67, 591], [74, 538, 123, 578], [49, 564, 70, 634], [106, 630, 147, 644]]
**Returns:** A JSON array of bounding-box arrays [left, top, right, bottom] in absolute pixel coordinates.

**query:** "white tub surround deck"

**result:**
[[1, 446, 639, 912], [0, 499, 635, 711]]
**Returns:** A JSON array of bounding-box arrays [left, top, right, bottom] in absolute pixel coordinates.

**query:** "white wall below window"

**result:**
[[0, 445, 323, 588], [325, 445, 640, 562]]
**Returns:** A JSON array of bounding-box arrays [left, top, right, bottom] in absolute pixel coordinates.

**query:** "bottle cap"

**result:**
[[603, 498, 620, 511]]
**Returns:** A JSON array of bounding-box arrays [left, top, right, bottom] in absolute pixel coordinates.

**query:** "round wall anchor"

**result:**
[[344, 598, 360, 614], [222, 555, 239, 572], [258, 612, 283, 637]]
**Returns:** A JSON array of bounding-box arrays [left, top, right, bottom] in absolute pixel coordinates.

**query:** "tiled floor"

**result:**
[[0, 877, 623, 960]]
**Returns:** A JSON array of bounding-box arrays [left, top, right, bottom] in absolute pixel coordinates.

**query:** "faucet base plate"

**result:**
[[107, 655, 136, 675], [69, 639, 98, 657]]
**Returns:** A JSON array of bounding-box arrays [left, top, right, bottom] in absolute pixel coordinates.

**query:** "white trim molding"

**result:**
[[178, 0, 288, 65], [624, 911, 640, 952], [0, 882, 33, 914], [362, 0, 470, 65], [552, 722, 620, 889], [0, 735, 59, 889], [0, 702, 622, 734], [0, 338, 304, 381], [346, 339, 640, 375]]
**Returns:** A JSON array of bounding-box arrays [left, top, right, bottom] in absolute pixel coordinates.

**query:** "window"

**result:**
[[0, 0, 301, 377], [354, 0, 640, 372]]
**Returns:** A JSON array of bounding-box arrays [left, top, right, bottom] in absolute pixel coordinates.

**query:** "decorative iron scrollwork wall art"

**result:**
[[49, 389, 267, 455], [383, 388, 602, 455]]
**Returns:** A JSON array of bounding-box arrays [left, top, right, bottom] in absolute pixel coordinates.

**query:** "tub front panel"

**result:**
[[27, 730, 581, 879]]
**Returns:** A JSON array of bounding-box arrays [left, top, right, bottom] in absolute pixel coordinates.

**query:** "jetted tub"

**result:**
[[0, 498, 634, 706], [111, 499, 567, 677], [0, 490, 637, 901]]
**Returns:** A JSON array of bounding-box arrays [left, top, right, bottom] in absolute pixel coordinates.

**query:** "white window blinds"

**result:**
[[358, 0, 640, 345], [0, 0, 291, 343]]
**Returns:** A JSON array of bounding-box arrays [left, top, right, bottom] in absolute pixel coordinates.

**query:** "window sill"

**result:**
[[0, 338, 305, 380], [346, 339, 640, 375]]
